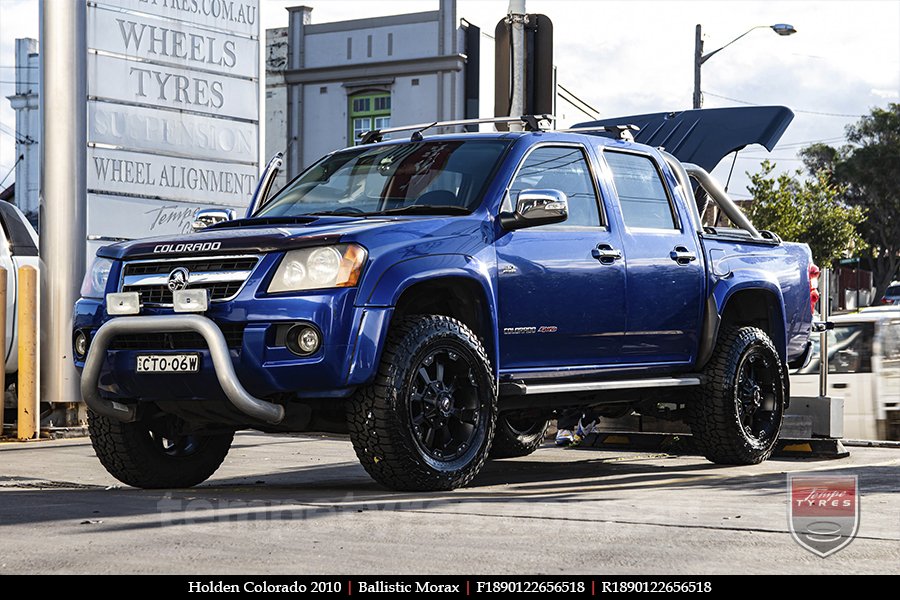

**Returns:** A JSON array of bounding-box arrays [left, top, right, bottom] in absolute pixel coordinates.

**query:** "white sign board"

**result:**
[[88, 102, 258, 162], [88, 4, 258, 79], [89, 193, 204, 238], [96, 0, 260, 37], [88, 147, 256, 205], [86, 0, 259, 251], [88, 53, 258, 120]]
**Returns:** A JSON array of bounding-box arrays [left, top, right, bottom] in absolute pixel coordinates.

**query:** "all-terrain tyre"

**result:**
[[688, 326, 786, 465], [88, 410, 234, 488], [346, 315, 497, 491], [489, 413, 550, 458]]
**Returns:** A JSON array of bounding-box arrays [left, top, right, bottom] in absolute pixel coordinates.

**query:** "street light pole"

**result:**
[[693, 24, 703, 110], [693, 23, 797, 109], [507, 0, 527, 131]]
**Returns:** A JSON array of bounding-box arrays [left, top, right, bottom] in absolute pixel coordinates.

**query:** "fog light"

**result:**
[[74, 330, 89, 359], [286, 325, 321, 356]]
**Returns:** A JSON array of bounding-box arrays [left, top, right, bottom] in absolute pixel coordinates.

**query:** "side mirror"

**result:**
[[191, 208, 237, 232], [499, 189, 568, 230]]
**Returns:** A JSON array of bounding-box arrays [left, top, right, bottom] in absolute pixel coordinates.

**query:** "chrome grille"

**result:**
[[120, 255, 260, 306]]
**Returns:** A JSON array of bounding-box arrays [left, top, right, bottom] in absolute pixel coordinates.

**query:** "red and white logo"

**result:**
[[788, 474, 859, 558]]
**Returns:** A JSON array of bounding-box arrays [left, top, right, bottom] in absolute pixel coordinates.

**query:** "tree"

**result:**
[[799, 104, 900, 297], [746, 160, 866, 266]]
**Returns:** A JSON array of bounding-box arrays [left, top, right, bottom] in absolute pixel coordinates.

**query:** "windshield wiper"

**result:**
[[371, 205, 472, 216]]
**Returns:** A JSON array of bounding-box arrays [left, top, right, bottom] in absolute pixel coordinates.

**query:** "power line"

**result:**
[[775, 136, 847, 149], [0, 154, 22, 188], [736, 155, 804, 162], [0, 122, 35, 145], [558, 83, 600, 117], [703, 90, 867, 118]]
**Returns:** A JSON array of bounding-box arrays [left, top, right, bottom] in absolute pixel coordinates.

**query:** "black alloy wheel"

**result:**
[[347, 315, 497, 491], [735, 347, 781, 444], [408, 347, 485, 462]]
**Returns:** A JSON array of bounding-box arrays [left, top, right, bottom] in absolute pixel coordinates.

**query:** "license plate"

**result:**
[[136, 354, 200, 373]]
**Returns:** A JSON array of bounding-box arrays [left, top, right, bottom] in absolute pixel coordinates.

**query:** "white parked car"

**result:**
[[0, 202, 40, 421], [791, 306, 900, 440]]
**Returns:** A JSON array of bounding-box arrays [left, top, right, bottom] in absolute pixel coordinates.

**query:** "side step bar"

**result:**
[[501, 376, 702, 397]]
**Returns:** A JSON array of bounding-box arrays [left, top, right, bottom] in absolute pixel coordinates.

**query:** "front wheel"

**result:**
[[88, 410, 234, 488], [347, 315, 497, 491], [688, 326, 786, 465]]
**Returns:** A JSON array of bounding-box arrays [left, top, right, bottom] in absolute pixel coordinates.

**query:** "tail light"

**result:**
[[808, 263, 820, 315], [883, 297, 894, 305]]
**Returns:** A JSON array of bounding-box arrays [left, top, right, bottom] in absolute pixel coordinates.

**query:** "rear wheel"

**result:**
[[490, 412, 550, 458], [88, 410, 234, 488], [689, 326, 786, 464], [347, 315, 497, 491]]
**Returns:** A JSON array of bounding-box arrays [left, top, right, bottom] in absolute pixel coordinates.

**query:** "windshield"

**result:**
[[258, 140, 510, 218]]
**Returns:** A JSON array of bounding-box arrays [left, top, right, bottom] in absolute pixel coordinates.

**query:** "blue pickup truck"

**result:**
[[74, 107, 816, 491]]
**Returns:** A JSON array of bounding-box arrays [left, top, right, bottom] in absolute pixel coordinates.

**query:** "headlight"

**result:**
[[80, 257, 114, 299], [268, 244, 367, 293]]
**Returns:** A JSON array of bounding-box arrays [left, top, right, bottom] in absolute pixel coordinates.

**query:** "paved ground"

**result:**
[[0, 433, 897, 574]]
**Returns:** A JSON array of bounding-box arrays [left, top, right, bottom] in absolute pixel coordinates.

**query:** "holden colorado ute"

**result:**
[[74, 107, 817, 491]]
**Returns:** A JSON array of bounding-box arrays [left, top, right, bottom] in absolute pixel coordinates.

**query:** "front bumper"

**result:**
[[74, 289, 394, 408], [81, 314, 285, 424]]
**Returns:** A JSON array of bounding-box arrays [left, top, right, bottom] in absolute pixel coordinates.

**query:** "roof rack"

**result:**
[[556, 124, 641, 142], [358, 114, 555, 144]]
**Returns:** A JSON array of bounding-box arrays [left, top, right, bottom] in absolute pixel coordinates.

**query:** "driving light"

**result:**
[[173, 289, 209, 313], [81, 257, 114, 299], [268, 244, 367, 293], [106, 292, 141, 315]]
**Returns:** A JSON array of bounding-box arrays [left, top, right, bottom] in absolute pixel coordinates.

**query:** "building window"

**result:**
[[349, 92, 391, 144]]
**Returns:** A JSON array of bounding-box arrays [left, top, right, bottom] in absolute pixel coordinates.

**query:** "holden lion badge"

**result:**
[[788, 474, 859, 558]]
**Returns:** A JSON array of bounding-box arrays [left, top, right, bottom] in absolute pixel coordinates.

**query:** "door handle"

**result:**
[[670, 246, 697, 265], [592, 244, 622, 265]]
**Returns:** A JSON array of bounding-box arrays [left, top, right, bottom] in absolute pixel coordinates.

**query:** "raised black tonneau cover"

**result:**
[[574, 106, 794, 172]]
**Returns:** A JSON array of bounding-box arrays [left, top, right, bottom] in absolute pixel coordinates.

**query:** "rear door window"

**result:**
[[604, 151, 678, 230]]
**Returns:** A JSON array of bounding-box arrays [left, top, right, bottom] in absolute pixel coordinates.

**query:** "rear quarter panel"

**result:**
[[702, 238, 812, 361]]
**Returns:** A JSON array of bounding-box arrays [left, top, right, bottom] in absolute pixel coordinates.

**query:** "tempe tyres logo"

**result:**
[[788, 474, 859, 557]]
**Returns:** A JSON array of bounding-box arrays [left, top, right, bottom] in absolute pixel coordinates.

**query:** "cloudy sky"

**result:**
[[1, 0, 898, 197]]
